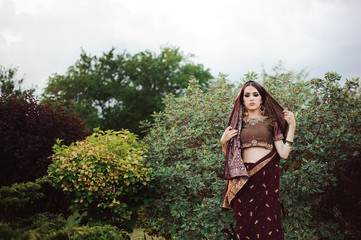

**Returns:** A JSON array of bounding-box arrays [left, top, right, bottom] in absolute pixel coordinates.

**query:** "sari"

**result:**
[[223, 148, 285, 239], [222, 81, 288, 239]]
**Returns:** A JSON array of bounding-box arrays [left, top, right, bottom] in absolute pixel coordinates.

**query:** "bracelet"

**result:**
[[284, 140, 293, 147]]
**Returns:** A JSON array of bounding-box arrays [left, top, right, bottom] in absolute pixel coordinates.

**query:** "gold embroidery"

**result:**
[[255, 220, 259, 224], [267, 217, 271, 221], [238, 212, 242, 216], [265, 190, 268, 195], [250, 212, 253, 216], [241, 140, 273, 150], [243, 116, 268, 125], [265, 203, 270, 207], [250, 185, 254, 189], [222, 176, 248, 209], [249, 198, 254, 203], [268, 231, 272, 235], [257, 234, 260, 239]]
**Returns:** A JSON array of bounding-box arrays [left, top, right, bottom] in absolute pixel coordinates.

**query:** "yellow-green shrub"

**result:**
[[48, 129, 151, 230]]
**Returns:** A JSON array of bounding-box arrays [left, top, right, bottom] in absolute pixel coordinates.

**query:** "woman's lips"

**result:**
[[250, 103, 255, 106]]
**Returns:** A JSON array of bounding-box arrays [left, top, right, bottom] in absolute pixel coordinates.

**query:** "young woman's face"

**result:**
[[243, 86, 262, 112]]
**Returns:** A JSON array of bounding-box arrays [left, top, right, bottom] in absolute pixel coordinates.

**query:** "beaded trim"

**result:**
[[241, 140, 273, 150]]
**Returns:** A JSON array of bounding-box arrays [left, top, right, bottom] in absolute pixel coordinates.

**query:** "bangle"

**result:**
[[284, 140, 293, 147]]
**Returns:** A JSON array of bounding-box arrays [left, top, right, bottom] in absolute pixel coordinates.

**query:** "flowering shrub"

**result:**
[[48, 129, 151, 231]]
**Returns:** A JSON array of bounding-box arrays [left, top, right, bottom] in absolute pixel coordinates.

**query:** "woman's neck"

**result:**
[[246, 110, 262, 118]]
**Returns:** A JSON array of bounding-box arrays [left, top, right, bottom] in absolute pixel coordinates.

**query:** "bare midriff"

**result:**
[[242, 147, 272, 163]]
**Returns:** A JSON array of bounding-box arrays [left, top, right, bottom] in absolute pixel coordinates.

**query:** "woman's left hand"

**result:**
[[283, 110, 296, 127]]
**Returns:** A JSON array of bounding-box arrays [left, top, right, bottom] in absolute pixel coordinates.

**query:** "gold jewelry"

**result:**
[[285, 140, 293, 146], [243, 108, 249, 117], [260, 105, 266, 116]]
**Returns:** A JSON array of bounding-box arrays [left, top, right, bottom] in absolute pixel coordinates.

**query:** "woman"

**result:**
[[220, 81, 295, 240]]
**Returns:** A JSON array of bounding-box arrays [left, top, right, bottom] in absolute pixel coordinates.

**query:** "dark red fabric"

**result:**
[[231, 150, 285, 240]]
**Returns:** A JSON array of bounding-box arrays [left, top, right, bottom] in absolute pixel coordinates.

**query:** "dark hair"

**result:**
[[240, 81, 266, 105]]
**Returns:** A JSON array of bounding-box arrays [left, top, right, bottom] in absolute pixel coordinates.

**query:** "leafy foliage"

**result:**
[[0, 212, 130, 240], [325, 155, 361, 239], [139, 75, 238, 240], [0, 65, 35, 97], [0, 181, 43, 223], [48, 129, 151, 231], [0, 91, 88, 186], [140, 71, 361, 239], [0, 176, 69, 223], [43, 46, 213, 135], [276, 73, 361, 240]]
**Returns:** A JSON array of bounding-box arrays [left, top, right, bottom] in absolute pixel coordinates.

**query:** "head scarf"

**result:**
[[222, 81, 288, 180]]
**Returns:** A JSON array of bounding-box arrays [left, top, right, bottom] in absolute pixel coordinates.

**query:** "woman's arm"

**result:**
[[220, 126, 238, 155], [274, 110, 296, 159]]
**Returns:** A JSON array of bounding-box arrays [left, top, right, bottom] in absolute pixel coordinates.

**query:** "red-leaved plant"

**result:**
[[0, 91, 89, 186]]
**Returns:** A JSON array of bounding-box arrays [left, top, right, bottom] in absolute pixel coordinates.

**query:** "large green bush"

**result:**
[[140, 76, 238, 240], [274, 73, 361, 239], [48, 129, 151, 231], [140, 72, 361, 239]]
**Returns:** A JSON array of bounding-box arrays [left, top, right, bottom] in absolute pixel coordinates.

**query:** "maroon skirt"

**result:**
[[223, 149, 285, 240]]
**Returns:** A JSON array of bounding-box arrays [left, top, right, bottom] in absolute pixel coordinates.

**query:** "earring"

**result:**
[[243, 108, 249, 117], [260, 105, 266, 116]]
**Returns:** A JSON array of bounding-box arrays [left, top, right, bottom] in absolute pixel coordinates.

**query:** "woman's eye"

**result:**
[[253, 93, 259, 97], [245, 94, 250, 97]]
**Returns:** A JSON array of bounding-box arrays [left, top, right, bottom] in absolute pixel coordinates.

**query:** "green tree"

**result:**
[[0, 65, 35, 96], [43, 46, 213, 134]]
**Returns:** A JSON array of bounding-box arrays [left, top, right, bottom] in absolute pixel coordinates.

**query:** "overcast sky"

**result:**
[[1, 0, 360, 94]]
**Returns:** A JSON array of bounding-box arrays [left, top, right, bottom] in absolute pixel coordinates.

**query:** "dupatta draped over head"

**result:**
[[222, 81, 288, 180]]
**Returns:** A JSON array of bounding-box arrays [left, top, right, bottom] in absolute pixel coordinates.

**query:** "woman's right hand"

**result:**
[[220, 126, 238, 145]]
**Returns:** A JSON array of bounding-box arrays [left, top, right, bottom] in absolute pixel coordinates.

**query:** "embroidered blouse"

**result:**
[[240, 116, 284, 150]]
